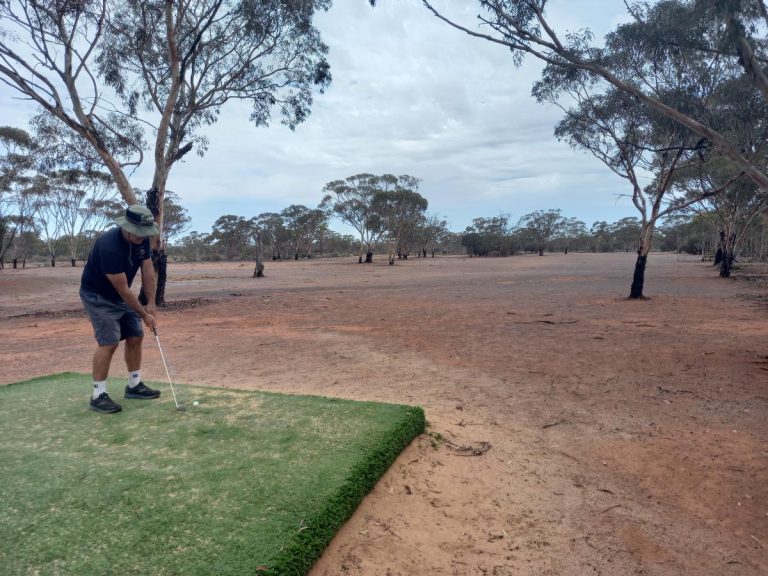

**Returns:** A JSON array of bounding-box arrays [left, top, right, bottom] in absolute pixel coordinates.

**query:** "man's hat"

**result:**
[[114, 204, 160, 237]]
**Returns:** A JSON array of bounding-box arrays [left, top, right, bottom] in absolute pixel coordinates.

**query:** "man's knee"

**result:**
[[125, 335, 143, 347], [97, 343, 119, 355]]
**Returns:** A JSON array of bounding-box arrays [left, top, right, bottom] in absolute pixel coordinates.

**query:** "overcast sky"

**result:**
[[0, 1, 638, 236]]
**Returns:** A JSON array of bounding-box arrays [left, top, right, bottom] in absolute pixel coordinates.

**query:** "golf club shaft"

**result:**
[[154, 331, 182, 409]]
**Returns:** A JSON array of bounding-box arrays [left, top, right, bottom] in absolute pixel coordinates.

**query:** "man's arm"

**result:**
[[140, 257, 157, 314], [106, 272, 157, 332]]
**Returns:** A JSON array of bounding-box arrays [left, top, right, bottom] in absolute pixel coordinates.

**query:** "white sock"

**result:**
[[128, 371, 141, 388], [93, 380, 107, 399]]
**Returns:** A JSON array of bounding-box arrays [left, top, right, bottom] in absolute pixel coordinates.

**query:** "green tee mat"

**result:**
[[0, 373, 425, 576]]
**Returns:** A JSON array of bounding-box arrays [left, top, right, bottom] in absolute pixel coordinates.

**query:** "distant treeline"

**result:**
[[6, 204, 768, 267]]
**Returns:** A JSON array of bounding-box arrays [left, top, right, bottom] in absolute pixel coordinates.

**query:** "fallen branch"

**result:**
[[511, 319, 578, 325], [657, 386, 694, 395], [543, 419, 567, 429], [444, 439, 492, 456]]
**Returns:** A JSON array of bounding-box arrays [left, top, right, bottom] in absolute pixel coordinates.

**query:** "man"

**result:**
[[80, 204, 162, 414]]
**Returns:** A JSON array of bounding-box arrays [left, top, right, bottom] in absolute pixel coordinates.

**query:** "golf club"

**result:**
[[152, 327, 186, 411]]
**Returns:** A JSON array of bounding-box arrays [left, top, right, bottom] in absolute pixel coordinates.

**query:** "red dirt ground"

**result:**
[[1, 252, 767, 575]]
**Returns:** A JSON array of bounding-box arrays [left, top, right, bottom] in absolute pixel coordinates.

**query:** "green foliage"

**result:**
[[208, 214, 257, 260], [462, 215, 515, 256], [518, 209, 566, 255], [320, 173, 387, 255], [0, 373, 425, 576]]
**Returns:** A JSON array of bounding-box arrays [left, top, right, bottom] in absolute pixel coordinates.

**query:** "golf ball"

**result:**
[[193, 401, 199, 406]]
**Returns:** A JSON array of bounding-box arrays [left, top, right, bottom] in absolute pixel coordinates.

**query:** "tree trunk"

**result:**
[[155, 250, 168, 305], [719, 252, 734, 278], [253, 232, 264, 278], [146, 188, 167, 306], [13, 258, 17, 269], [538, 243, 544, 256], [629, 253, 648, 299], [365, 250, 373, 263], [715, 230, 726, 266], [629, 226, 654, 299], [51, 255, 56, 267], [71, 258, 76, 267], [719, 232, 737, 278]]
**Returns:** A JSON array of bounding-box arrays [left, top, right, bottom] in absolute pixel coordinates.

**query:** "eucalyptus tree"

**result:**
[[300, 208, 328, 258], [208, 214, 255, 260], [0, 127, 37, 268], [611, 217, 643, 253], [175, 231, 213, 261], [28, 175, 60, 267], [370, 175, 427, 264], [589, 220, 611, 253], [534, 62, 738, 297], [0, 0, 332, 299], [32, 170, 118, 266], [282, 204, 308, 259], [465, 215, 513, 256], [321, 173, 387, 263], [310, 220, 331, 257], [740, 214, 768, 260], [8, 180, 38, 268], [518, 208, 564, 256], [281, 204, 327, 259], [387, 0, 768, 195], [688, 169, 768, 277], [256, 212, 290, 260], [414, 214, 448, 257], [316, 230, 356, 257], [559, 217, 588, 254], [662, 60, 768, 273]]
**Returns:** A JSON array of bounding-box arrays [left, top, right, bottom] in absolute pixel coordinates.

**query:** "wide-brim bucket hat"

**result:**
[[114, 204, 160, 237]]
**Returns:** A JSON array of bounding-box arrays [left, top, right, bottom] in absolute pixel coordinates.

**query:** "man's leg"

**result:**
[[80, 289, 124, 413], [123, 330, 160, 399], [124, 335, 142, 372], [93, 343, 119, 381], [89, 343, 122, 413]]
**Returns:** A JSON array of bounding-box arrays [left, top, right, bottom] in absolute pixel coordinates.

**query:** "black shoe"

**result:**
[[124, 382, 161, 399], [90, 392, 122, 414]]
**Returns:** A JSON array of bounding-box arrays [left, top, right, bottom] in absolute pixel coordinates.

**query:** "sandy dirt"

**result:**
[[1, 252, 767, 575]]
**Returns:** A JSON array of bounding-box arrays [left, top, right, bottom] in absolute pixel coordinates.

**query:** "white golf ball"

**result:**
[[193, 401, 200, 406]]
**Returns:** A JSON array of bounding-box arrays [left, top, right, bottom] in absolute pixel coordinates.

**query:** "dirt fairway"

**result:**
[[1, 252, 767, 575]]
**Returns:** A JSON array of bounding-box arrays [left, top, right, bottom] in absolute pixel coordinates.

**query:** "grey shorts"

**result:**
[[80, 288, 143, 346]]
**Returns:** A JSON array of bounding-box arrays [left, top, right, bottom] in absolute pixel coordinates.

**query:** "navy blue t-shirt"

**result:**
[[81, 227, 151, 302]]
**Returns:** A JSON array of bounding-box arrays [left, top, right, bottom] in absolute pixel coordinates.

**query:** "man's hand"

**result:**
[[144, 303, 158, 334], [142, 311, 157, 334]]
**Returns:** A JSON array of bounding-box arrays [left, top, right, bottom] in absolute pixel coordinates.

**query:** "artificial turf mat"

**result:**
[[0, 373, 425, 576]]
